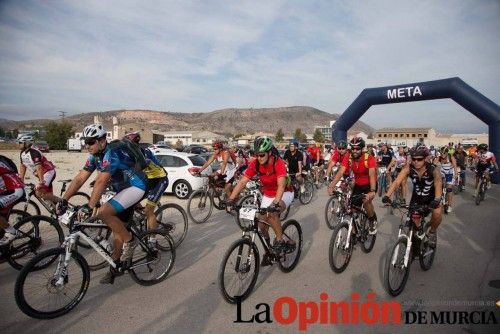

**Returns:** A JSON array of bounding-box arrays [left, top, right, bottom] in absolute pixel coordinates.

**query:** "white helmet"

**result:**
[[83, 124, 107, 139], [18, 135, 34, 144]]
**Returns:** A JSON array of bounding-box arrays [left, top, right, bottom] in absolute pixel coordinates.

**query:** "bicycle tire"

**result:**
[[8, 215, 64, 270], [278, 219, 302, 273], [129, 230, 175, 286], [13, 199, 41, 216], [419, 236, 437, 271], [212, 189, 226, 210], [280, 205, 291, 221], [328, 222, 353, 273], [299, 181, 314, 205], [187, 189, 213, 224], [218, 238, 260, 304], [155, 203, 189, 248], [480, 183, 487, 201], [386, 237, 411, 296], [324, 196, 341, 230], [68, 192, 90, 207], [15, 247, 90, 319], [359, 214, 376, 253]]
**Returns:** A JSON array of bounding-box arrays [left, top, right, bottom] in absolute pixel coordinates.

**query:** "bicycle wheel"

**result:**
[[280, 205, 291, 221], [278, 219, 302, 273], [419, 235, 437, 271], [155, 203, 188, 248], [359, 214, 376, 253], [15, 247, 90, 319], [8, 215, 64, 270], [386, 237, 411, 296], [480, 182, 487, 201], [68, 192, 90, 206], [129, 230, 175, 286], [299, 181, 314, 205], [475, 185, 482, 205], [13, 199, 41, 216], [218, 238, 259, 304], [236, 194, 259, 231], [187, 189, 213, 224], [212, 189, 226, 210], [329, 222, 353, 273], [324, 196, 341, 229]]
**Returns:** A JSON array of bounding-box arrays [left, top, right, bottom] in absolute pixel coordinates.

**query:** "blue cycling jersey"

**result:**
[[83, 145, 147, 192]]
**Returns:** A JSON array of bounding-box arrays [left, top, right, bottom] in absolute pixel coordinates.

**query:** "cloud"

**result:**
[[0, 0, 498, 133]]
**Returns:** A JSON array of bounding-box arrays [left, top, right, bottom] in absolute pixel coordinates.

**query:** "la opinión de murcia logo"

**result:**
[[234, 292, 498, 331]]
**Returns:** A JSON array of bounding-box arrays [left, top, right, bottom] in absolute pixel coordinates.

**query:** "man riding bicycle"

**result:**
[[383, 145, 443, 246], [307, 142, 324, 185], [387, 145, 409, 205], [328, 137, 378, 234], [198, 140, 237, 199], [58, 124, 149, 284], [473, 143, 498, 195], [325, 140, 350, 184], [0, 155, 25, 246], [283, 140, 304, 193], [226, 136, 294, 266]]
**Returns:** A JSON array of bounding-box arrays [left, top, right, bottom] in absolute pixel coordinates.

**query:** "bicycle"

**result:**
[[219, 204, 302, 303], [453, 167, 465, 194], [324, 176, 352, 230], [0, 209, 64, 270], [13, 180, 90, 217], [474, 169, 493, 206], [441, 177, 451, 214], [328, 194, 376, 273], [312, 165, 326, 188], [385, 200, 436, 296], [14, 204, 175, 319], [289, 173, 314, 205], [187, 174, 229, 224], [377, 166, 388, 197]]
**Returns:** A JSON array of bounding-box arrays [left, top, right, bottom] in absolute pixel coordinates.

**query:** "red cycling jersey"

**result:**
[[330, 149, 351, 175], [341, 153, 376, 186], [244, 156, 293, 197]]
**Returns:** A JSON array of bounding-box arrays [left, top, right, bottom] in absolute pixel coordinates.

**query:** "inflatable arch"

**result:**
[[332, 77, 500, 183]]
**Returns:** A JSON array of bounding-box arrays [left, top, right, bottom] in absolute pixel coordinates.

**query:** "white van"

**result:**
[[67, 138, 83, 152]]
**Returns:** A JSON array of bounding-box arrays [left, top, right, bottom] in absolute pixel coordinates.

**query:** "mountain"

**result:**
[[1, 107, 374, 136]]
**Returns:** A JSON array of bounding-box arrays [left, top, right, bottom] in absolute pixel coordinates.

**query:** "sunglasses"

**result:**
[[351, 147, 362, 151], [412, 157, 425, 162], [338, 148, 347, 150], [84, 138, 98, 146], [257, 153, 267, 158]]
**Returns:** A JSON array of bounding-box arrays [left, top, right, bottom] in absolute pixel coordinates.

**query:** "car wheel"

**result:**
[[174, 180, 192, 199]]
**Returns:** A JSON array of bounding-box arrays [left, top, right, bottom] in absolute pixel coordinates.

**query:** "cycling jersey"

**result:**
[[307, 147, 323, 163], [340, 153, 376, 187], [83, 145, 148, 192], [475, 151, 496, 166], [283, 150, 303, 174], [20, 148, 55, 175], [330, 149, 350, 176], [244, 156, 293, 197], [377, 150, 394, 166], [393, 152, 408, 169], [409, 162, 436, 204], [0, 155, 25, 217], [143, 148, 167, 179], [439, 155, 455, 185]]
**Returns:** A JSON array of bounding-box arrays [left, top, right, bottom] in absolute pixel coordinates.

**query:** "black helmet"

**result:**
[[337, 140, 348, 149], [478, 143, 488, 151], [349, 137, 365, 149]]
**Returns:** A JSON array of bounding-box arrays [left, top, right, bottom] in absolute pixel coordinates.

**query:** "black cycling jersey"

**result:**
[[377, 150, 394, 166], [409, 162, 436, 204], [283, 150, 303, 174]]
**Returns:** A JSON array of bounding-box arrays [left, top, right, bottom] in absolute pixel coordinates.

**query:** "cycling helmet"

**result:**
[[477, 143, 488, 151], [290, 140, 299, 147], [124, 131, 141, 143], [18, 135, 34, 144], [83, 124, 107, 139], [254, 136, 273, 153], [410, 145, 429, 157], [337, 140, 348, 149], [349, 137, 365, 149], [212, 140, 224, 149]]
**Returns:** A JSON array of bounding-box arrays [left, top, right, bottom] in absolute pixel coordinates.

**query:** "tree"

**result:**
[[275, 128, 284, 142], [44, 121, 74, 150], [0, 127, 5, 138], [313, 128, 325, 143], [294, 128, 307, 143]]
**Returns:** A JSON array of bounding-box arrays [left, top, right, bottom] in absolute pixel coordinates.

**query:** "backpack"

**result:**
[[349, 152, 370, 169], [107, 139, 148, 171], [0, 155, 18, 174]]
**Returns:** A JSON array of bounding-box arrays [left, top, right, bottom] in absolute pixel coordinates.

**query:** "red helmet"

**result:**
[[124, 132, 141, 143], [349, 137, 365, 149], [212, 140, 224, 149]]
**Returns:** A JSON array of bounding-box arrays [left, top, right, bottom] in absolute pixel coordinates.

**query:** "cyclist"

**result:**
[[328, 137, 378, 234], [198, 140, 237, 199], [58, 124, 148, 284], [123, 132, 169, 236], [0, 155, 25, 246], [283, 140, 304, 193], [377, 143, 395, 188], [383, 146, 443, 246], [473, 143, 498, 195], [436, 147, 457, 213], [307, 142, 324, 185], [387, 145, 409, 204], [226, 136, 294, 266], [18, 135, 59, 205], [453, 144, 467, 191], [325, 140, 350, 184]]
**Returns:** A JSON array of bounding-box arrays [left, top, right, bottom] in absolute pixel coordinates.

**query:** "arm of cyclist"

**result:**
[[226, 175, 251, 209], [327, 165, 346, 195], [387, 157, 396, 173], [273, 175, 286, 207], [35, 164, 45, 187], [384, 165, 410, 201], [198, 154, 216, 174], [325, 159, 335, 180], [19, 163, 27, 181], [218, 151, 230, 176], [364, 166, 377, 203], [451, 155, 458, 179], [88, 171, 111, 209], [433, 166, 443, 200]]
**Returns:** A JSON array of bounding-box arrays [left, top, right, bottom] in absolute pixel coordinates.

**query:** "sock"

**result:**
[[5, 226, 16, 234]]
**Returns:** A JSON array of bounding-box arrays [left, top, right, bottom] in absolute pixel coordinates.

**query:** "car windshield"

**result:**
[[188, 155, 206, 166]]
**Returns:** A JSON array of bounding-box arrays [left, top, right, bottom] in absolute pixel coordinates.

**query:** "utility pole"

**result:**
[[58, 110, 67, 120]]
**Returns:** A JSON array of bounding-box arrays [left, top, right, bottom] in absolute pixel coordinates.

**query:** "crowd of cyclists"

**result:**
[[0, 123, 498, 315]]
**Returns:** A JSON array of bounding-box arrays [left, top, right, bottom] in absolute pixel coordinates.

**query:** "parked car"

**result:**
[[154, 151, 212, 199], [183, 144, 208, 154], [33, 141, 50, 152], [149, 142, 177, 154]]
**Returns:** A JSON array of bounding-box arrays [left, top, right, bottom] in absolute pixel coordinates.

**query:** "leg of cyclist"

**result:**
[[145, 176, 169, 231], [35, 170, 60, 204], [0, 189, 25, 245]]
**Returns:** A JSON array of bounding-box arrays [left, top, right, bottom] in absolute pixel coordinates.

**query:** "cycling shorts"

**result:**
[[145, 176, 169, 206], [261, 191, 294, 209], [352, 184, 371, 208], [36, 169, 56, 193], [108, 186, 145, 214], [441, 171, 455, 186], [0, 188, 25, 218]]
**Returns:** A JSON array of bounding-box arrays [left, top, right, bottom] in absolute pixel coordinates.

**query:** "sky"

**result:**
[[0, 0, 499, 133]]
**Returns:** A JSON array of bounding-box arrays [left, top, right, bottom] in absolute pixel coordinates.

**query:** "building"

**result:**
[[374, 128, 436, 147]]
